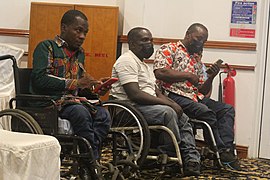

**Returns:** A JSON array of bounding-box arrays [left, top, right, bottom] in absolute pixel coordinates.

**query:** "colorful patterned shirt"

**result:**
[[153, 41, 206, 102], [31, 36, 85, 100]]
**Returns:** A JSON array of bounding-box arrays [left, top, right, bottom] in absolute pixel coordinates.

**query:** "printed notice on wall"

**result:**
[[230, 0, 257, 38]]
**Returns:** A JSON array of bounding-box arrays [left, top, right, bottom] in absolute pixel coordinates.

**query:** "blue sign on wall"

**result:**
[[231, 1, 257, 24]]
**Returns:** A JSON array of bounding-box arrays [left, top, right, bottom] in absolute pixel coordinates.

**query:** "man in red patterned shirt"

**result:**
[[153, 23, 241, 170]]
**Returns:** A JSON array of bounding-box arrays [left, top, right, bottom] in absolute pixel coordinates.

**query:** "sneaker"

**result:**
[[184, 161, 200, 176], [220, 150, 241, 171]]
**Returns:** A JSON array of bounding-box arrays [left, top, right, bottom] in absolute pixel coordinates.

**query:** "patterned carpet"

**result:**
[[140, 158, 270, 180], [61, 158, 270, 179]]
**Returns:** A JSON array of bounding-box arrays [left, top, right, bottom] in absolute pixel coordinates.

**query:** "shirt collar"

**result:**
[[177, 40, 193, 59], [178, 41, 188, 52], [128, 50, 145, 64], [54, 35, 68, 47], [54, 35, 84, 53]]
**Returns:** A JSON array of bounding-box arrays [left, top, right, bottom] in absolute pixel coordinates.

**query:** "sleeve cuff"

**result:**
[[65, 79, 78, 90]]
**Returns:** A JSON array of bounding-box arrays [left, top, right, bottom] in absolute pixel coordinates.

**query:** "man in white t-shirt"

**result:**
[[110, 27, 201, 176]]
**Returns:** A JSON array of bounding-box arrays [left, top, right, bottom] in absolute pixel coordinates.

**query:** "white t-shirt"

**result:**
[[110, 50, 156, 101]]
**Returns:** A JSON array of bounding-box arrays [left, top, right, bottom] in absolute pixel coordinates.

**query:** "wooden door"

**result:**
[[28, 2, 74, 67], [75, 5, 118, 79], [75, 5, 118, 100]]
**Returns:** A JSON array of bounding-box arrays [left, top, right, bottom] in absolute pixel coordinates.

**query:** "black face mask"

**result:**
[[141, 44, 154, 59], [187, 42, 203, 55]]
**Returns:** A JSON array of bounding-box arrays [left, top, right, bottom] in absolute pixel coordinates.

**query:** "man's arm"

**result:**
[[153, 44, 199, 86], [123, 82, 183, 117], [198, 63, 220, 95], [32, 41, 96, 94], [123, 82, 164, 105], [198, 77, 213, 95], [31, 41, 67, 93], [154, 68, 199, 86]]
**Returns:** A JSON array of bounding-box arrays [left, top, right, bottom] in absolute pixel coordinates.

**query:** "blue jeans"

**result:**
[[135, 104, 200, 163], [59, 104, 111, 159], [168, 93, 235, 151]]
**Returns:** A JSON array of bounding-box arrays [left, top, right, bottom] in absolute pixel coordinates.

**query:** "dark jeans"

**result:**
[[168, 93, 235, 151], [135, 104, 200, 163], [59, 104, 111, 159]]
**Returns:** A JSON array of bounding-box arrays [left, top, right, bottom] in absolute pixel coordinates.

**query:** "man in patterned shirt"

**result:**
[[31, 10, 111, 179], [153, 23, 241, 170]]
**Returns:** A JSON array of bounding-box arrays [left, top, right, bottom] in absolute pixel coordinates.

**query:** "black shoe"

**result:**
[[89, 161, 105, 180], [164, 164, 182, 174], [220, 150, 241, 171], [224, 158, 241, 171], [184, 161, 200, 176], [79, 167, 91, 180]]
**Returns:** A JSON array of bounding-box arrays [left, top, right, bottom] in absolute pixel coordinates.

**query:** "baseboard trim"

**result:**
[[236, 145, 248, 159]]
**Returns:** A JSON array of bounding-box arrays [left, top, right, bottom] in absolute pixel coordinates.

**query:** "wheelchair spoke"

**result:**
[[102, 100, 150, 166]]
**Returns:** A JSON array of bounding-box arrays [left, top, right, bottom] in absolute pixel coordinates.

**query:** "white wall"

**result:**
[[121, 0, 266, 158], [0, 0, 267, 157]]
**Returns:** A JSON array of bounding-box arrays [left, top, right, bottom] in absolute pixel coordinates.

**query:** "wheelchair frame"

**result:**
[[0, 55, 145, 179], [0, 54, 224, 179]]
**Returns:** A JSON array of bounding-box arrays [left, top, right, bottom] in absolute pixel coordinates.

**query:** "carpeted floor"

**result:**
[[61, 158, 270, 179], [140, 158, 270, 179]]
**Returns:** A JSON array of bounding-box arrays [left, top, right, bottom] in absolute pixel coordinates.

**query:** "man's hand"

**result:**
[[187, 72, 199, 86], [169, 101, 183, 118], [207, 63, 220, 79], [95, 77, 112, 96], [156, 88, 183, 117], [77, 73, 100, 89]]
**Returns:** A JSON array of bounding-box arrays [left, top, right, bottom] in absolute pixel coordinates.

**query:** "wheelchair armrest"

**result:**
[[16, 94, 53, 101], [103, 99, 133, 105], [9, 94, 56, 108]]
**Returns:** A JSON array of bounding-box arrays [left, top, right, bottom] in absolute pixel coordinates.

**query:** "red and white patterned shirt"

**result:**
[[153, 41, 206, 102]]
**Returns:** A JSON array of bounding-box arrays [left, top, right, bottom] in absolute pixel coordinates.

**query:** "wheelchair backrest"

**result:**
[[15, 68, 32, 95]]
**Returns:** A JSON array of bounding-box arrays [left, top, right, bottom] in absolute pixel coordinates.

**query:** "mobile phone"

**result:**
[[206, 59, 223, 74], [93, 77, 118, 93]]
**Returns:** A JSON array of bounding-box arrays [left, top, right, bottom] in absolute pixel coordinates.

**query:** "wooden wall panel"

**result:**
[[75, 5, 119, 80], [118, 35, 257, 51], [1, 27, 255, 71], [28, 2, 74, 67]]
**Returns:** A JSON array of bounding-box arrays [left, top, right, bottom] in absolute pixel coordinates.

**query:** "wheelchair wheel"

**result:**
[[102, 100, 150, 166], [0, 109, 43, 134]]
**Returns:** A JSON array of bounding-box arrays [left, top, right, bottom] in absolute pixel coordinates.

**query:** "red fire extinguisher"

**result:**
[[218, 63, 237, 107]]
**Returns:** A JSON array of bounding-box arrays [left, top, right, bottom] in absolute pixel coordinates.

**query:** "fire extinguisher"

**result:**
[[218, 63, 237, 154], [218, 63, 237, 107]]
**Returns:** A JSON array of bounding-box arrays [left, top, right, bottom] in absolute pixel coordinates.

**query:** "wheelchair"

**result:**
[[0, 54, 187, 178], [0, 54, 153, 179], [105, 100, 184, 178], [0, 54, 223, 179], [190, 119, 223, 169]]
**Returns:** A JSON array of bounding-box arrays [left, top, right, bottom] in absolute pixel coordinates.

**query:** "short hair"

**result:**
[[127, 27, 149, 43], [186, 23, 208, 34], [61, 10, 88, 26]]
